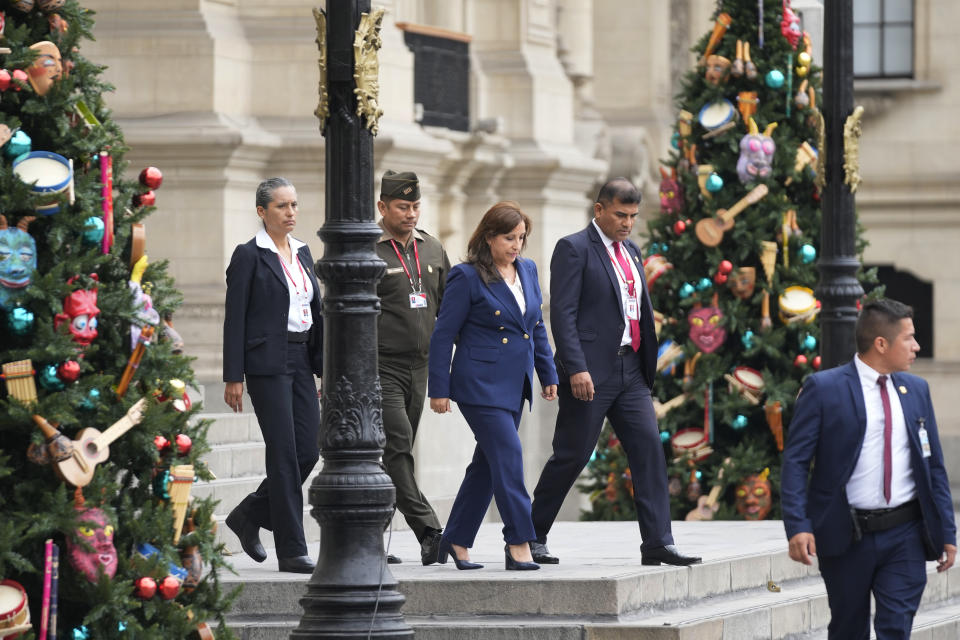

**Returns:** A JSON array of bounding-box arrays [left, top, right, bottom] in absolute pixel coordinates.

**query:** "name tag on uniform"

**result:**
[[300, 303, 312, 325], [386, 267, 405, 275], [409, 292, 428, 308], [919, 425, 931, 458], [625, 296, 639, 320]]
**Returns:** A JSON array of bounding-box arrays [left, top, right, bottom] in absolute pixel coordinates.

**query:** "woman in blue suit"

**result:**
[[428, 201, 558, 571]]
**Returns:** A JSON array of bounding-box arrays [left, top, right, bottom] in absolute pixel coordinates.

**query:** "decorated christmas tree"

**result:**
[[580, 0, 876, 522], [0, 2, 234, 637]]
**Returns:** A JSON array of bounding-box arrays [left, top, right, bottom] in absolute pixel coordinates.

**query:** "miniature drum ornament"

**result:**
[[0, 579, 30, 637], [779, 286, 819, 324], [671, 428, 711, 462], [726, 366, 765, 404], [643, 254, 672, 288], [12, 151, 74, 214], [698, 99, 736, 131]]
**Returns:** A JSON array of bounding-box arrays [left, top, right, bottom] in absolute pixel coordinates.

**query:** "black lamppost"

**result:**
[[817, 0, 864, 370], [292, 2, 413, 637]]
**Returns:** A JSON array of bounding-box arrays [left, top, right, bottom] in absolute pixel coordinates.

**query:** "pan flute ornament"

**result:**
[[116, 325, 154, 398], [2, 359, 38, 404], [765, 400, 784, 451], [169, 464, 194, 544]]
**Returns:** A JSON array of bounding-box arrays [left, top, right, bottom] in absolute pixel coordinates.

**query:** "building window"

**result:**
[[398, 23, 471, 132], [854, 0, 914, 78]]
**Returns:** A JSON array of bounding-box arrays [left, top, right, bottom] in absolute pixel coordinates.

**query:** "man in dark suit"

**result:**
[[782, 298, 956, 639], [529, 177, 700, 567]]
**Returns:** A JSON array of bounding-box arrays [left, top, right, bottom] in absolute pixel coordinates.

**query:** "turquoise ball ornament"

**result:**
[[706, 173, 724, 193], [697, 277, 712, 291], [82, 216, 105, 244], [72, 627, 90, 640], [732, 414, 748, 430], [800, 243, 816, 264], [742, 329, 755, 349], [803, 334, 818, 351], [80, 388, 101, 410], [7, 306, 34, 335], [679, 282, 695, 299], [649, 242, 660, 254], [660, 242, 669, 253], [39, 364, 65, 391], [765, 69, 785, 89], [2, 129, 31, 160], [660, 431, 670, 443], [695, 470, 702, 479], [671, 132, 680, 149]]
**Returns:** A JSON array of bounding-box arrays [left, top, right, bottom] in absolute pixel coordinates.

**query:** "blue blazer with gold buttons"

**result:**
[[428, 258, 558, 412]]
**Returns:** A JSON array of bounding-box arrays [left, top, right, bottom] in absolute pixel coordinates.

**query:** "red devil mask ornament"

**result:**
[[66, 490, 118, 583], [735, 468, 772, 520], [688, 294, 726, 354], [54, 275, 99, 346], [781, 2, 802, 49]]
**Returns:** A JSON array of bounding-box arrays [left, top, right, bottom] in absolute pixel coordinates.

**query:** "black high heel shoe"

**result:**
[[504, 544, 540, 571], [437, 537, 483, 570]]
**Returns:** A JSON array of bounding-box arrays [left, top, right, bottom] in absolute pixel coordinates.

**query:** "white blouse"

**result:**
[[506, 271, 525, 315], [256, 228, 314, 333]]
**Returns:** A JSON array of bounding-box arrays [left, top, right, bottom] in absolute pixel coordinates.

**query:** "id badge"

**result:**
[[409, 292, 428, 309], [919, 426, 931, 458], [300, 302, 312, 325], [625, 296, 639, 320]]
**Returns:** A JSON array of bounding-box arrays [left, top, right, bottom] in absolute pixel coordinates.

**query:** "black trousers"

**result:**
[[239, 341, 320, 559], [380, 358, 440, 541], [531, 349, 673, 551]]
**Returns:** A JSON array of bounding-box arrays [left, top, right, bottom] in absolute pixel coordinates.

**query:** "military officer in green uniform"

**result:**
[[376, 170, 450, 565]]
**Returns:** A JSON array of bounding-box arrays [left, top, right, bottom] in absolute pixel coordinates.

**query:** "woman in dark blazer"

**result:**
[[428, 201, 558, 571], [222, 177, 323, 574]]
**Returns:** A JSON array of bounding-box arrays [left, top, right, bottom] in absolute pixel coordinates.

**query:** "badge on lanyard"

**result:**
[[625, 296, 639, 320], [409, 292, 428, 308], [392, 239, 429, 310], [279, 254, 312, 327], [300, 302, 312, 324], [918, 418, 931, 458]]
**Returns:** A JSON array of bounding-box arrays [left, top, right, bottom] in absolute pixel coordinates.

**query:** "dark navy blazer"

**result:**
[[223, 237, 323, 382], [428, 259, 558, 412], [549, 223, 658, 388], [781, 360, 956, 559]]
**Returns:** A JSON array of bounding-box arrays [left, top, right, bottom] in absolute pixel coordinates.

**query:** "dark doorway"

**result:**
[[865, 264, 933, 358]]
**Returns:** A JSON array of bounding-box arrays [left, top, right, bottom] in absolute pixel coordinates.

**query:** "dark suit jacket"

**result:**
[[549, 223, 658, 388], [428, 259, 558, 412], [781, 360, 956, 559], [223, 237, 323, 382]]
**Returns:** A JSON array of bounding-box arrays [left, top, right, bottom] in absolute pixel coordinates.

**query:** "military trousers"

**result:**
[[379, 357, 441, 541]]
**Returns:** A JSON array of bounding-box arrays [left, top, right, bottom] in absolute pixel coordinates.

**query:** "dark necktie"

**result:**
[[612, 242, 641, 352], [878, 374, 892, 503]]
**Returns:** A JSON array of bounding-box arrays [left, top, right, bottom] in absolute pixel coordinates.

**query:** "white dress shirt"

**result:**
[[256, 228, 314, 333], [846, 354, 917, 509], [592, 219, 642, 347], [505, 269, 526, 315]]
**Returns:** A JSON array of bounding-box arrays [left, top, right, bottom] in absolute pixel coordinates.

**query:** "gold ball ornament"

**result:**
[[796, 65, 809, 77], [798, 52, 812, 67]]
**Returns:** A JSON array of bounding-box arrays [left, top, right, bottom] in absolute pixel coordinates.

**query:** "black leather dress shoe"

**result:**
[[278, 555, 315, 574], [529, 541, 559, 564], [640, 545, 702, 566], [386, 554, 402, 564], [420, 528, 442, 566], [225, 509, 266, 563]]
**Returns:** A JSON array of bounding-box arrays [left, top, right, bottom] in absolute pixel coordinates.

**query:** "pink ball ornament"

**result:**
[[158, 575, 180, 600], [714, 272, 728, 285], [12, 69, 28, 91], [138, 167, 163, 190], [58, 360, 80, 382], [794, 354, 808, 367], [175, 433, 192, 456], [135, 576, 157, 599], [673, 220, 686, 234], [134, 190, 156, 207], [718, 260, 733, 274], [0, 70, 10, 91], [812, 355, 822, 370], [154, 435, 171, 453]]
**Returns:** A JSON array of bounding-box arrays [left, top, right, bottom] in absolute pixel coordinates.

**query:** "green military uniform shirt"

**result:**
[[376, 221, 451, 363]]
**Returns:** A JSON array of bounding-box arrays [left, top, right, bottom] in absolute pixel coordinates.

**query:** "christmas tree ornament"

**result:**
[[39, 364, 64, 390], [0, 215, 37, 310], [116, 325, 154, 397], [57, 360, 80, 382], [656, 340, 684, 375], [154, 434, 171, 453], [175, 433, 192, 456], [765, 401, 784, 451], [765, 69, 785, 89], [79, 388, 100, 410], [99, 151, 114, 254], [7, 305, 35, 335], [679, 282, 695, 299], [796, 52, 811, 77], [81, 216, 104, 244], [160, 574, 182, 599], [737, 118, 777, 184], [700, 12, 732, 63], [643, 255, 672, 289], [696, 277, 712, 291], [134, 190, 156, 207], [732, 414, 748, 430], [781, 2, 802, 49], [13, 1, 35, 12], [713, 272, 728, 285], [737, 91, 758, 122], [706, 172, 723, 193], [10, 68, 28, 91], [698, 99, 735, 133], [812, 355, 822, 370], [800, 243, 816, 264], [672, 429, 711, 463], [704, 55, 731, 85], [169, 464, 195, 543], [793, 354, 808, 367], [731, 39, 745, 78], [66, 491, 118, 582], [26, 40, 62, 95], [725, 366, 765, 405], [658, 167, 684, 215], [741, 330, 755, 349], [0, 579, 30, 636], [695, 183, 769, 247], [37, 0, 65, 11], [743, 41, 758, 80], [735, 469, 772, 520], [794, 78, 810, 108], [134, 577, 156, 599], [2, 129, 31, 159], [12, 151, 74, 214], [0, 70, 9, 92], [660, 431, 670, 444], [54, 275, 100, 346], [48, 12, 68, 34], [2, 359, 38, 404], [779, 286, 819, 325], [802, 334, 817, 351], [718, 260, 733, 274], [129, 256, 160, 350], [28, 413, 73, 469], [697, 164, 715, 199], [0, 124, 10, 149], [688, 296, 726, 354], [72, 626, 90, 640], [670, 132, 679, 149], [686, 470, 702, 502], [672, 219, 686, 234], [728, 267, 756, 299]]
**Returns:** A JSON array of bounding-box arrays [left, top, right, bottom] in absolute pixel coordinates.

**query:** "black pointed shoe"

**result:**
[[437, 537, 483, 570], [640, 545, 702, 566], [420, 528, 443, 566], [505, 545, 539, 571], [278, 555, 315, 574], [225, 509, 266, 563], [529, 540, 559, 564]]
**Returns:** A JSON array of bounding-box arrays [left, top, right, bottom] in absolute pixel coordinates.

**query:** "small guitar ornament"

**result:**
[[685, 458, 730, 521], [35, 399, 148, 487], [695, 184, 769, 247]]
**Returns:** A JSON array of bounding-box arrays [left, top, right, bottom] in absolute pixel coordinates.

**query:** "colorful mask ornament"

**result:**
[[737, 118, 778, 184], [781, 2, 803, 49], [0, 215, 36, 310], [129, 256, 160, 351], [688, 294, 727, 354], [54, 275, 100, 346], [26, 40, 63, 96], [66, 490, 118, 583], [659, 167, 684, 216], [735, 468, 772, 521]]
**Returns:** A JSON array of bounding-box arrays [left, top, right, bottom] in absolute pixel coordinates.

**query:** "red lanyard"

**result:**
[[390, 239, 421, 291], [278, 253, 308, 296], [606, 244, 636, 294]]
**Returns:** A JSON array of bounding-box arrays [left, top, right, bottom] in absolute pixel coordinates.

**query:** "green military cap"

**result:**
[[380, 170, 420, 201]]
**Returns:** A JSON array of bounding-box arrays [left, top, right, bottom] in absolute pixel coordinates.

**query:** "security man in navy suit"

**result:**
[[222, 177, 323, 574], [782, 298, 956, 639], [529, 178, 700, 567]]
